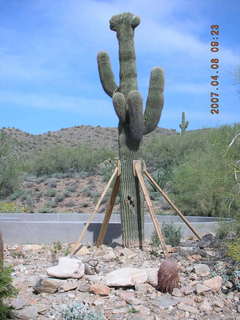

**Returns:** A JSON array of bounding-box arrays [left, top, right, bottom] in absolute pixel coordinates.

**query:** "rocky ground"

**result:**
[[4, 234, 240, 320]]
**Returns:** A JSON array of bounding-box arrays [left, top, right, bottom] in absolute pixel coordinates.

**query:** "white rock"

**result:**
[[47, 257, 85, 279], [203, 276, 223, 292], [193, 264, 210, 277], [105, 268, 148, 287], [146, 268, 158, 287]]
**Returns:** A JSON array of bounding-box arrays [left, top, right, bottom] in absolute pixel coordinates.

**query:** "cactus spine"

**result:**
[[179, 112, 189, 135], [97, 13, 164, 247]]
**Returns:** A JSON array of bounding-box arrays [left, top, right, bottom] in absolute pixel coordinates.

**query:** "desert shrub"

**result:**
[[40, 207, 53, 213], [0, 202, 25, 213], [0, 266, 18, 319], [61, 302, 105, 320], [45, 189, 56, 197], [0, 132, 22, 198], [227, 240, 240, 262], [67, 185, 78, 193], [169, 124, 240, 217], [151, 222, 182, 247], [0, 233, 18, 319], [55, 194, 65, 203], [143, 131, 208, 189], [29, 145, 115, 176]]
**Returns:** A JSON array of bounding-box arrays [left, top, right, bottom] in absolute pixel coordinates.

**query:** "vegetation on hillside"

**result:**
[[0, 124, 239, 218]]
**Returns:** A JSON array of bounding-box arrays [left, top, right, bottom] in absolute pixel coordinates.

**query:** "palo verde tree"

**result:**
[[97, 13, 164, 247]]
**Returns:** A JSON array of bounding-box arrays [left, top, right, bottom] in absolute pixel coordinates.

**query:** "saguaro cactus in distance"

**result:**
[[179, 112, 189, 135], [97, 13, 164, 247]]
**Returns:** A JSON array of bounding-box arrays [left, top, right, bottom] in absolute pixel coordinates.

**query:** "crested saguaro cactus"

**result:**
[[179, 112, 189, 135], [97, 13, 164, 247]]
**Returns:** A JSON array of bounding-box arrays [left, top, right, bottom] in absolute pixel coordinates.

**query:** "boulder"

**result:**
[[193, 264, 210, 277], [47, 256, 85, 279], [203, 276, 223, 292], [33, 278, 61, 294], [104, 268, 148, 287]]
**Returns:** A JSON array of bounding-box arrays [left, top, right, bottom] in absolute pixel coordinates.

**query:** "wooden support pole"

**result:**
[[71, 167, 119, 255], [144, 169, 201, 240], [134, 161, 168, 257], [96, 175, 120, 247]]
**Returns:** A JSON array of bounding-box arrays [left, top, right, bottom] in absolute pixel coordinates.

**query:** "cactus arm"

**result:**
[[127, 90, 144, 142], [143, 67, 164, 135], [113, 92, 127, 122], [97, 51, 118, 97]]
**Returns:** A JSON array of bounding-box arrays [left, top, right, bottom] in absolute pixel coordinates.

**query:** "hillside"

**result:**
[[0, 123, 239, 217], [0, 125, 177, 156]]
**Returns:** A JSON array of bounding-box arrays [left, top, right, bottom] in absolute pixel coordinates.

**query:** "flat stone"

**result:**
[[14, 306, 38, 320], [172, 288, 182, 297], [152, 296, 181, 308], [146, 268, 158, 287], [33, 278, 61, 294], [203, 276, 223, 292], [195, 283, 211, 295], [194, 264, 210, 277], [59, 279, 78, 292], [10, 297, 27, 310], [90, 283, 110, 296], [182, 285, 195, 295], [105, 268, 148, 287], [47, 256, 85, 279], [178, 303, 198, 314], [78, 283, 91, 292]]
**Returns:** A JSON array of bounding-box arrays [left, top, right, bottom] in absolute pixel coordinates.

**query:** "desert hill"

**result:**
[[0, 125, 176, 155]]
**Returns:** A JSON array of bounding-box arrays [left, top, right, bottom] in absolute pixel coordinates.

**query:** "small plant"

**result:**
[[40, 206, 53, 213], [151, 222, 182, 247], [216, 219, 240, 240], [9, 189, 25, 201], [61, 302, 105, 320], [227, 239, 240, 262], [67, 185, 78, 193], [128, 306, 139, 314], [45, 189, 56, 197], [55, 194, 65, 203], [52, 241, 62, 253], [0, 233, 18, 319]]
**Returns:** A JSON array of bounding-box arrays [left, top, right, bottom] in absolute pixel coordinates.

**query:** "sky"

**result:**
[[0, 0, 239, 134]]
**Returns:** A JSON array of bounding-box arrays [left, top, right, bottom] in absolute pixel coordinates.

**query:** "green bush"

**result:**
[[151, 222, 182, 247], [28, 145, 115, 176], [0, 133, 22, 198], [169, 125, 240, 217]]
